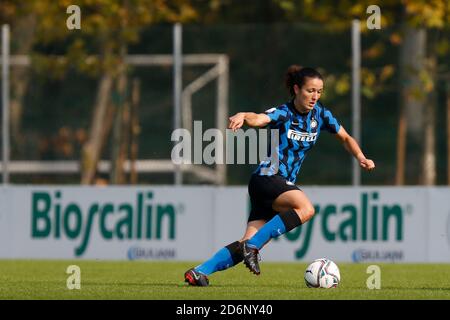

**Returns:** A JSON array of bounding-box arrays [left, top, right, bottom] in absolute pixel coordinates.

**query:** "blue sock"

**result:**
[[247, 215, 287, 250], [195, 242, 241, 276]]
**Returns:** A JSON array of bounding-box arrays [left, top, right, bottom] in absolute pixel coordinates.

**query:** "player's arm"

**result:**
[[228, 112, 271, 131], [334, 126, 375, 171]]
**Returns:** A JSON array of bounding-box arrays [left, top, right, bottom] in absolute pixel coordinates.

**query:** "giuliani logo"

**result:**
[[127, 246, 176, 260], [352, 249, 404, 263], [31, 191, 177, 257]]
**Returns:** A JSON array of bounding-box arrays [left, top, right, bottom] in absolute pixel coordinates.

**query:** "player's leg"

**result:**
[[242, 189, 314, 274], [184, 220, 265, 286], [240, 219, 266, 241], [247, 189, 314, 249], [194, 220, 265, 275], [272, 189, 315, 222]]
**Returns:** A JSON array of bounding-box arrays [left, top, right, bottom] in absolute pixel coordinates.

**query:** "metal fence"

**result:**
[[1, 23, 449, 186]]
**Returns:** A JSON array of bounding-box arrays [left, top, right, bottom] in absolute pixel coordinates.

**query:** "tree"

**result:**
[[16, 0, 199, 184], [272, 0, 449, 185], [395, 0, 448, 185]]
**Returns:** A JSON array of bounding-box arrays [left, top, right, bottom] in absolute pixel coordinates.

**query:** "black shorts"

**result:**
[[247, 174, 301, 222]]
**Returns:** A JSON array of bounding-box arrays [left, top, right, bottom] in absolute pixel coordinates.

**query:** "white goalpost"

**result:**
[[0, 24, 229, 185]]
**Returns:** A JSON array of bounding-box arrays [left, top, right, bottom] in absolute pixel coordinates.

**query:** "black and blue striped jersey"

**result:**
[[254, 100, 341, 183]]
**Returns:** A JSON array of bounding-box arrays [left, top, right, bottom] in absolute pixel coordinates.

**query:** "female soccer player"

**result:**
[[184, 65, 375, 286]]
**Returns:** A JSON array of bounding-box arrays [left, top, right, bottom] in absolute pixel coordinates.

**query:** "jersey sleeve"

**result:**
[[264, 105, 289, 126], [320, 106, 341, 134]]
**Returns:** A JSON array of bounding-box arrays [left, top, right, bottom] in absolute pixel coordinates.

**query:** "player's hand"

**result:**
[[359, 158, 375, 171], [228, 112, 245, 132]]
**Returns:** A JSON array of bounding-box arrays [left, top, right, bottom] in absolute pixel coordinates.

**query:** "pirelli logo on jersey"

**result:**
[[287, 129, 318, 142]]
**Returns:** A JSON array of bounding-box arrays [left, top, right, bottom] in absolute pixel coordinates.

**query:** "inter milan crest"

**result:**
[[311, 118, 318, 129]]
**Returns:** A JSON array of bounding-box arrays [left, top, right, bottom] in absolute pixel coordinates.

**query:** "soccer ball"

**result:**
[[304, 258, 340, 288]]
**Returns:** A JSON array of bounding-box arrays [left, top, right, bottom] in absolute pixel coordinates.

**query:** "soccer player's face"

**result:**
[[295, 77, 324, 112]]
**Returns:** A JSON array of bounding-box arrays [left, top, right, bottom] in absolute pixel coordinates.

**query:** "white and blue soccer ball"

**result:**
[[304, 258, 340, 288]]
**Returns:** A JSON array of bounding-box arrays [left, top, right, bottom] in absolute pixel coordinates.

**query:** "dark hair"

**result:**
[[285, 65, 323, 97]]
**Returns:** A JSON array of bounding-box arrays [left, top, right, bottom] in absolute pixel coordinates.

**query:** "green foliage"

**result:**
[[3, 0, 202, 77], [2, 1, 449, 185], [273, 0, 449, 29]]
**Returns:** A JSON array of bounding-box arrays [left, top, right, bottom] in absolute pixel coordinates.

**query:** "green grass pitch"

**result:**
[[1, 260, 450, 299]]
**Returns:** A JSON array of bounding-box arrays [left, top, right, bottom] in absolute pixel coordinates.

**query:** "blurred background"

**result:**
[[0, 0, 449, 187]]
